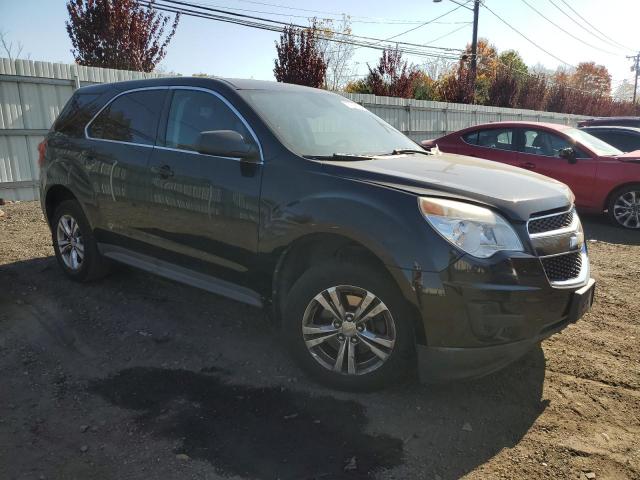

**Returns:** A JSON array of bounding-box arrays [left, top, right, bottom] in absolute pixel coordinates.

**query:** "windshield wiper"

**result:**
[[388, 148, 432, 156], [303, 153, 373, 161]]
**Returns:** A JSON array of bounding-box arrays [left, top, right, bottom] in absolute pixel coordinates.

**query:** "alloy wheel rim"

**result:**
[[301, 285, 396, 376], [56, 214, 85, 271], [613, 191, 640, 229]]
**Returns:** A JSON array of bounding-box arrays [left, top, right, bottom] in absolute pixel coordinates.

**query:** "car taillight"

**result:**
[[37, 139, 47, 168]]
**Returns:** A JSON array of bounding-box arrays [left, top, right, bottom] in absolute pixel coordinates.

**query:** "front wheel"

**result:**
[[607, 185, 640, 229], [282, 262, 415, 391]]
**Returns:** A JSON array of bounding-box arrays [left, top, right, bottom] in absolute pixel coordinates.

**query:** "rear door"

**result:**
[[459, 127, 520, 166], [144, 87, 263, 287], [516, 128, 597, 207], [85, 87, 167, 245]]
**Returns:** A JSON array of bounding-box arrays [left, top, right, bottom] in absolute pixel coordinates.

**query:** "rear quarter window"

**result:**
[[53, 93, 101, 138]]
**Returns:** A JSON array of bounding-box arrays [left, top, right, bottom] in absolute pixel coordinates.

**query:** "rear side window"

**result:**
[[164, 90, 252, 152], [476, 128, 515, 151], [462, 131, 478, 145], [88, 89, 165, 145], [53, 93, 100, 138]]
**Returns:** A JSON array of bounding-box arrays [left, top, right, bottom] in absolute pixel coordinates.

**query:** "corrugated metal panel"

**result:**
[[0, 57, 593, 201]]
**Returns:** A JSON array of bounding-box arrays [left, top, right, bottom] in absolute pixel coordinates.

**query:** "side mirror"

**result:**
[[559, 147, 577, 164], [196, 130, 259, 162]]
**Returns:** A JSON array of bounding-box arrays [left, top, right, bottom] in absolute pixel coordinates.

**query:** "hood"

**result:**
[[323, 152, 573, 222], [614, 150, 640, 162]]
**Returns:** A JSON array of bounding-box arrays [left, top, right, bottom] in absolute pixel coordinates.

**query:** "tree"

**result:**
[[515, 74, 548, 110], [344, 78, 371, 94], [412, 71, 436, 100], [459, 38, 498, 104], [274, 24, 326, 88], [614, 79, 636, 102], [65, 0, 180, 72], [436, 60, 474, 104], [0, 31, 27, 61], [313, 15, 355, 90], [498, 50, 527, 74], [365, 47, 419, 98], [570, 62, 611, 96], [421, 57, 455, 81]]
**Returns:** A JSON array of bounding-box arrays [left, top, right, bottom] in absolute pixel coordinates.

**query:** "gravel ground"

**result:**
[[0, 201, 638, 480]]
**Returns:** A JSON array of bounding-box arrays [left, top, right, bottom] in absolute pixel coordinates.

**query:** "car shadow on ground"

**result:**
[[1, 256, 547, 480], [581, 213, 640, 245]]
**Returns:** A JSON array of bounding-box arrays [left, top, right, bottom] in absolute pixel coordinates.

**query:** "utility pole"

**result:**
[[469, 0, 480, 101], [628, 53, 640, 104]]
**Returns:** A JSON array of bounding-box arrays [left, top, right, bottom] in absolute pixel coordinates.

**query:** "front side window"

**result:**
[[475, 128, 515, 151], [522, 129, 589, 158], [88, 89, 165, 145], [165, 90, 253, 152]]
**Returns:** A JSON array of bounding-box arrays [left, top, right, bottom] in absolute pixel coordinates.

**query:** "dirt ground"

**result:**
[[0, 201, 638, 480]]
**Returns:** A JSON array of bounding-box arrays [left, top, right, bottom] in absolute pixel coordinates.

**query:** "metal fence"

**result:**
[[0, 58, 590, 201]]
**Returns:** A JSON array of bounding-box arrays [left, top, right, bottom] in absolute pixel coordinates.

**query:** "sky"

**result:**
[[1, 0, 638, 94]]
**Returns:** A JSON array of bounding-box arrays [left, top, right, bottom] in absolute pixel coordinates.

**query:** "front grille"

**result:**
[[528, 210, 574, 234], [541, 251, 582, 282]]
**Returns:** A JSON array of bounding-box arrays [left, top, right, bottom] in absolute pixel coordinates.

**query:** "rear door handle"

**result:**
[[152, 164, 174, 179], [520, 162, 536, 170]]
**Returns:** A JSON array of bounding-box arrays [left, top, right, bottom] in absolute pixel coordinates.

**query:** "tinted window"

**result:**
[[165, 90, 253, 152], [53, 93, 100, 138], [590, 131, 640, 152], [476, 128, 515, 151], [522, 129, 588, 158], [462, 131, 478, 145], [88, 89, 165, 145]]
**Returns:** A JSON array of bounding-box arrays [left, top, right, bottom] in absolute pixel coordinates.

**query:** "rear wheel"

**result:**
[[607, 185, 640, 229], [52, 200, 111, 281], [283, 262, 415, 390]]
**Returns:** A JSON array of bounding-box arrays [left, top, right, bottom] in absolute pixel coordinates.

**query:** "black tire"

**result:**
[[282, 262, 415, 391], [607, 184, 640, 229], [51, 200, 111, 282]]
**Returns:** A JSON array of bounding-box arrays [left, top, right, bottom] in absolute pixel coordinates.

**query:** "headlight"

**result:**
[[419, 197, 523, 258]]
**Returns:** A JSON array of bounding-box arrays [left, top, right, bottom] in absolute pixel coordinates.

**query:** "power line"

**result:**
[[159, 0, 463, 52], [546, 0, 630, 53], [186, 0, 469, 25], [219, 0, 462, 25], [142, 1, 462, 60], [361, 1, 470, 48], [424, 22, 471, 45], [481, 2, 574, 68], [560, 0, 637, 52], [520, 0, 619, 56]]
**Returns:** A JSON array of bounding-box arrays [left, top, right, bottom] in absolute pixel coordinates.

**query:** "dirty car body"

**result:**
[[39, 78, 595, 389]]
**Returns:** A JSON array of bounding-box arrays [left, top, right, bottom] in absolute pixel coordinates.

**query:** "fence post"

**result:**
[[72, 64, 80, 90]]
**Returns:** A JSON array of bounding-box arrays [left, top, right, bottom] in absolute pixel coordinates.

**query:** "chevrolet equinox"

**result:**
[[39, 78, 596, 390]]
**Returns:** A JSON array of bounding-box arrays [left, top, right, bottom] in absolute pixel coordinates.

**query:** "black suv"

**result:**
[[39, 78, 595, 390]]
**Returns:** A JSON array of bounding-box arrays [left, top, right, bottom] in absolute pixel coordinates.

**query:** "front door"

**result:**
[[516, 128, 597, 208], [144, 87, 263, 287]]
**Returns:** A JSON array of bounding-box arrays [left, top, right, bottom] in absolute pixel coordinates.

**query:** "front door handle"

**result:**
[[520, 162, 536, 170], [152, 164, 174, 179]]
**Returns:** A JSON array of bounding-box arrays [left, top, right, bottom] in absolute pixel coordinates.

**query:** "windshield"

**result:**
[[564, 127, 623, 156], [240, 89, 418, 157]]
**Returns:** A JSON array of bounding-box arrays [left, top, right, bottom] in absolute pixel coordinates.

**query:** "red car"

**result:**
[[422, 121, 640, 229]]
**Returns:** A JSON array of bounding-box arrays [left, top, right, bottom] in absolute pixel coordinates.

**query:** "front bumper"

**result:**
[[395, 248, 595, 381], [417, 278, 594, 381]]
